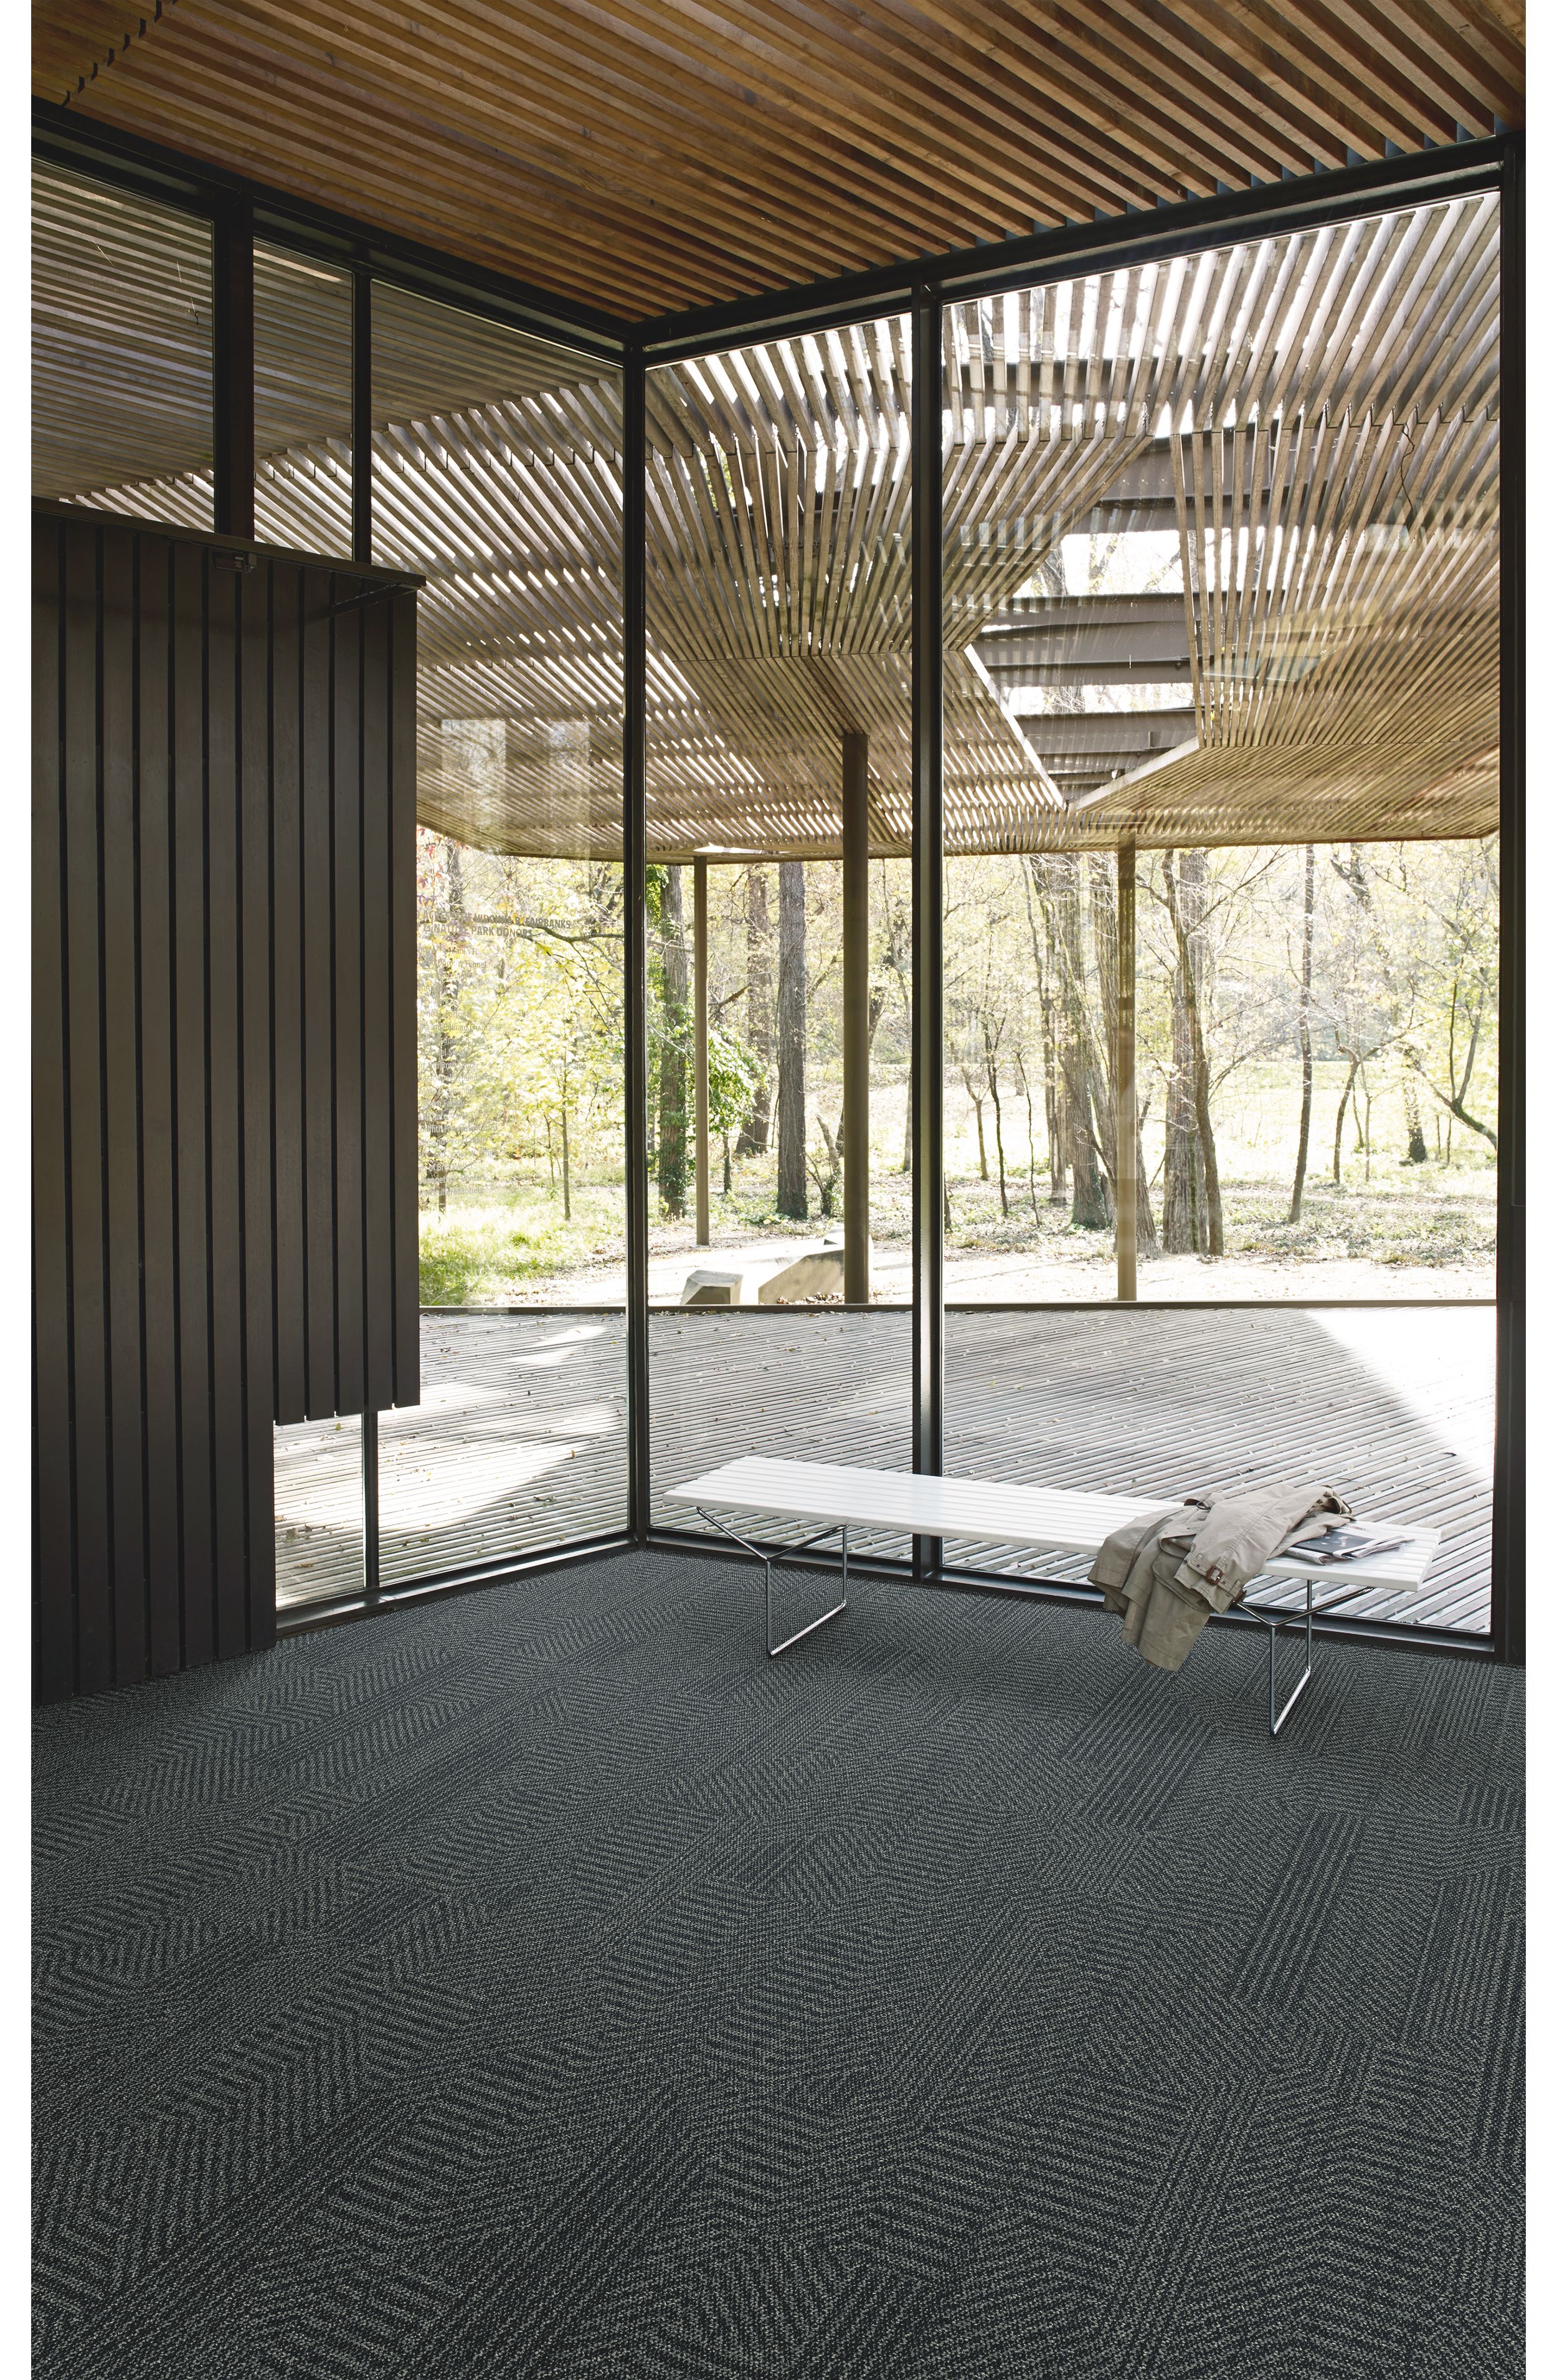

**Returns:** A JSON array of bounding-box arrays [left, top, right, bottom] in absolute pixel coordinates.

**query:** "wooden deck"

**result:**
[[276, 1305, 1493, 1633]]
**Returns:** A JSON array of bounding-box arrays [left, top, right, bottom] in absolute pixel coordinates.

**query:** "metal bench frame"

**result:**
[[1242, 1573, 1374, 1735], [698, 1497, 1377, 1735], [696, 1507, 850, 1656]]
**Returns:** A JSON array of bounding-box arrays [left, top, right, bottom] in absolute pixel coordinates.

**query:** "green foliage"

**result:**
[[707, 1022, 764, 1137], [419, 1188, 625, 1304], [419, 832, 624, 1215], [419, 828, 1498, 1299]]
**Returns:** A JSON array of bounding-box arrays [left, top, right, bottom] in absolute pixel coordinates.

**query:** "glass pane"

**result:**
[[253, 240, 353, 557], [32, 161, 214, 527], [371, 285, 627, 1573], [645, 317, 914, 1543], [649, 1309, 912, 1563], [275, 1415, 364, 1610], [942, 1304, 1493, 1631], [940, 194, 1498, 1631], [942, 192, 1498, 1304], [379, 1313, 627, 1583]]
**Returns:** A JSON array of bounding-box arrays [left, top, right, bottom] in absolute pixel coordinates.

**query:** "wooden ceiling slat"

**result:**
[[896, 0, 1285, 193], [954, 0, 1346, 175], [34, 1, 1520, 321], [1356, 0, 1523, 119], [339, 0, 1107, 250], [547, 0, 1125, 228], [620, 0, 1147, 221], [1197, 0, 1458, 151], [45, 53, 695, 311], [56, 18, 977, 301], [178, 0, 840, 283], [1092, 1, 1361, 174], [262, 0, 974, 273]]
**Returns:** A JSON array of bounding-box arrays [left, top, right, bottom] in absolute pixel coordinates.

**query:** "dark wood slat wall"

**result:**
[[32, 508, 420, 1703]]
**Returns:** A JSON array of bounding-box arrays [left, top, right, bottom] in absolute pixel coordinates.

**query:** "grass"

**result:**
[[419, 1184, 625, 1305], [936, 1162, 1495, 1271], [421, 1150, 1494, 1302]]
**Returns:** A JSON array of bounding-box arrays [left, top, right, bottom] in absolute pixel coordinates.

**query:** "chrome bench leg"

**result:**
[[1261, 1576, 1315, 1737], [696, 1509, 849, 1657]]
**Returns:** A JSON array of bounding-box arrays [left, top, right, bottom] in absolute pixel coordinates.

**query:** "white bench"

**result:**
[[666, 1457, 1440, 1736]]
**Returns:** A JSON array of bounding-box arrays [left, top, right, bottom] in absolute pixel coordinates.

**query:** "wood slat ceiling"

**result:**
[[32, 0, 1523, 324]]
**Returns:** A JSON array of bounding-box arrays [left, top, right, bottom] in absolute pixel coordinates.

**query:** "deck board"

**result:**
[[276, 1305, 1493, 1633]]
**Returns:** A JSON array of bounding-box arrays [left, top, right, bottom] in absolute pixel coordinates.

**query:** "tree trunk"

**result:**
[[1288, 843, 1315, 1223], [984, 1029, 1010, 1218], [968, 1079, 989, 1180], [736, 866, 772, 1158], [1332, 1055, 1361, 1185], [1160, 850, 1222, 1254], [1021, 858, 1066, 1203], [430, 840, 466, 1217], [657, 865, 689, 1216], [776, 860, 808, 1218], [1403, 1079, 1428, 1164], [1015, 1046, 1041, 1223], [1051, 853, 1109, 1229], [1089, 855, 1157, 1251], [560, 1102, 571, 1221]]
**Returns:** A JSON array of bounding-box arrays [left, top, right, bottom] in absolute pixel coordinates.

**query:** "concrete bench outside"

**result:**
[[666, 1456, 1440, 1736]]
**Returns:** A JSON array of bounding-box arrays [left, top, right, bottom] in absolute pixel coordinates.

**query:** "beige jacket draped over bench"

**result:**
[[1089, 1481, 1351, 1673]]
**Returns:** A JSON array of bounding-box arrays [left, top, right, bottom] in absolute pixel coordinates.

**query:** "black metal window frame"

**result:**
[[32, 105, 1523, 1666]]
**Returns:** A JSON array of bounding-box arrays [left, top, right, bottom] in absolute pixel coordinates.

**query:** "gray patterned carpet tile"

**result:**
[[34, 1551, 1523, 2378]]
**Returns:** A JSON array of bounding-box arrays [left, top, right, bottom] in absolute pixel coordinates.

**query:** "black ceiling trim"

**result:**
[[635, 138, 1512, 361], [34, 98, 1512, 373]]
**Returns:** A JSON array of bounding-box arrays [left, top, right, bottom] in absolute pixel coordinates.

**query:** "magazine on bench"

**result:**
[[1286, 1523, 1409, 1564]]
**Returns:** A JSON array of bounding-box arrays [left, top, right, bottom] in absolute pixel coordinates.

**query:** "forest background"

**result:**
[[414, 827, 1499, 1306]]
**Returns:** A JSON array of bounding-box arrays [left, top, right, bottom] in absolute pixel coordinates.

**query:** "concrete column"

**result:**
[[842, 733, 871, 1304], [1115, 839, 1137, 1302], [693, 856, 710, 1246]]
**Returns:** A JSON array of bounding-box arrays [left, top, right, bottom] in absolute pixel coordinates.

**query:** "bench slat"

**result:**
[[667, 1458, 1439, 1589]]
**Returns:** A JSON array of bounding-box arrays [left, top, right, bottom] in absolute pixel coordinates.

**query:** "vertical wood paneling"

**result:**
[[61, 521, 111, 1693], [331, 594, 365, 1416], [137, 536, 182, 1679], [171, 535, 213, 1672], [206, 562, 247, 1664], [33, 508, 419, 1701], [239, 562, 277, 1643], [32, 519, 73, 1705], [99, 528, 147, 1683], [387, 590, 420, 1409], [359, 592, 394, 1413], [300, 566, 336, 1419], [270, 563, 306, 1425]]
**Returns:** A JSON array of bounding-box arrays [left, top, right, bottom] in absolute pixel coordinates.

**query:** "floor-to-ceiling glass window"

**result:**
[[370, 290, 627, 1592], [939, 193, 1500, 1633], [268, 286, 628, 1610], [644, 321, 916, 1572]]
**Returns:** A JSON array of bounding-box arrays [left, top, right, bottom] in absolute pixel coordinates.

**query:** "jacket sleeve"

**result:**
[[1089, 1507, 1186, 1610]]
